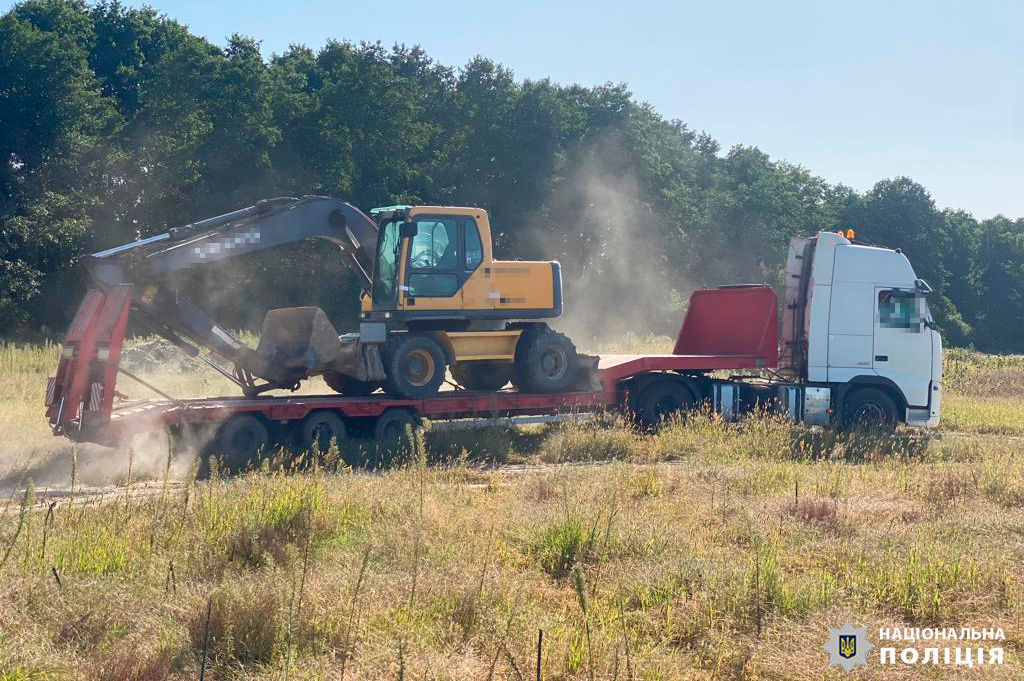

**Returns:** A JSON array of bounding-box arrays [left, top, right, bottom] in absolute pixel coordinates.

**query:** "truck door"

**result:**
[[872, 288, 932, 406]]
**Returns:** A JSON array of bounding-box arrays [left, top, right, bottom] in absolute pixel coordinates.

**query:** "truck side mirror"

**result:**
[[400, 221, 418, 239]]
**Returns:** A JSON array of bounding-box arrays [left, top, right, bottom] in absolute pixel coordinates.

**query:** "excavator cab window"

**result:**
[[465, 219, 483, 270], [372, 219, 402, 306], [406, 217, 460, 298]]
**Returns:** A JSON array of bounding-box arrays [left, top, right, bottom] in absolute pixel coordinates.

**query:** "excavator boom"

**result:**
[[89, 196, 378, 290], [85, 196, 380, 394]]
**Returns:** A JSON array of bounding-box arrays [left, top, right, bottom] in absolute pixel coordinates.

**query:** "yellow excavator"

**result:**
[[86, 197, 581, 398]]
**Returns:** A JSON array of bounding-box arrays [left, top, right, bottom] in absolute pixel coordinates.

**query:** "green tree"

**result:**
[[0, 1, 117, 329], [973, 217, 1024, 352]]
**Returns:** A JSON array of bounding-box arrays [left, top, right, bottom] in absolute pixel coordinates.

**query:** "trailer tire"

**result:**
[[300, 410, 348, 454], [452, 361, 513, 391], [323, 371, 379, 396], [373, 408, 420, 457], [512, 329, 578, 393], [215, 414, 269, 472], [840, 387, 898, 432], [634, 380, 695, 429], [382, 334, 447, 398]]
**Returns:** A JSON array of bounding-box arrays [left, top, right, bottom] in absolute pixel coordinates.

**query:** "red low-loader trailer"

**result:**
[[45, 283, 781, 461]]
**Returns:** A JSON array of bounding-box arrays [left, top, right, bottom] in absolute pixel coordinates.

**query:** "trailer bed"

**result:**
[[47, 284, 781, 447], [86, 351, 769, 445]]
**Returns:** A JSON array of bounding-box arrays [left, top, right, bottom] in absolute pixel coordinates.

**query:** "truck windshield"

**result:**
[[372, 220, 400, 306]]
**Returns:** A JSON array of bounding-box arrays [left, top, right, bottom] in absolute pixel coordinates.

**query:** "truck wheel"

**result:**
[[841, 388, 898, 432], [634, 380, 695, 428], [215, 414, 268, 472], [512, 329, 579, 393], [452, 361, 513, 391], [383, 334, 447, 398], [323, 370, 379, 396], [300, 410, 348, 453], [373, 408, 421, 456]]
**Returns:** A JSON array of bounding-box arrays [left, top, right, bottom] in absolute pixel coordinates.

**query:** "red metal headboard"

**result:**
[[673, 285, 778, 366]]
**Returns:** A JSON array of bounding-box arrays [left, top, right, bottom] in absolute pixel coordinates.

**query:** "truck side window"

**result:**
[[465, 219, 483, 270], [878, 290, 923, 332]]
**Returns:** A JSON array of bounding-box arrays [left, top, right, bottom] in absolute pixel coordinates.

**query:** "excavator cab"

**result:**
[[361, 205, 562, 326]]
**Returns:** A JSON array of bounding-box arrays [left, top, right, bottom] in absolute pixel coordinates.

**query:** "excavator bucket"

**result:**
[[256, 307, 343, 371], [256, 307, 386, 383]]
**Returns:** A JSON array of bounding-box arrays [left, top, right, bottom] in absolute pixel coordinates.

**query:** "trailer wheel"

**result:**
[[323, 371, 379, 396], [373, 408, 421, 454], [383, 334, 447, 398], [840, 388, 897, 432], [634, 380, 695, 429], [452, 361, 513, 391], [300, 410, 348, 454], [512, 329, 579, 393], [215, 414, 269, 472]]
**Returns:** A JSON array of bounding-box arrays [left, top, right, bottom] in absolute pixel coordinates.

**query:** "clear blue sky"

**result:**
[[23, 0, 1024, 219]]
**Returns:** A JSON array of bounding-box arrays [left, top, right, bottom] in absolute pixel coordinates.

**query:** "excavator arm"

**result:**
[[85, 196, 379, 394]]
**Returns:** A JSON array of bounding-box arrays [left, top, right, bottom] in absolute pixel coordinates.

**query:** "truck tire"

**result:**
[[512, 329, 579, 393], [840, 388, 898, 432], [215, 414, 268, 472], [373, 408, 421, 459], [299, 410, 348, 453], [323, 370, 379, 396], [452, 361, 513, 391], [634, 380, 695, 429], [382, 334, 447, 398]]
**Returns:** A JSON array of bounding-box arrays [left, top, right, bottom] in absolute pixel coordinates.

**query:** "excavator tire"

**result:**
[[323, 370, 379, 396], [382, 334, 447, 398], [451, 361, 513, 391], [512, 329, 579, 394]]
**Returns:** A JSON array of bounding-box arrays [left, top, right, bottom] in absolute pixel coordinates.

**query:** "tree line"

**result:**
[[2, 0, 1022, 350]]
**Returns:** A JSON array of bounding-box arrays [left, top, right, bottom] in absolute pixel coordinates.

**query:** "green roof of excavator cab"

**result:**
[[369, 205, 411, 214]]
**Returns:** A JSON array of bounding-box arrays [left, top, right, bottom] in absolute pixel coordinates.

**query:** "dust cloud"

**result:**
[[517, 139, 693, 350], [0, 419, 203, 497]]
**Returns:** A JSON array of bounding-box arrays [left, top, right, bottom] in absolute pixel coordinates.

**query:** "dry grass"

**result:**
[[0, 342, 1022, 678]]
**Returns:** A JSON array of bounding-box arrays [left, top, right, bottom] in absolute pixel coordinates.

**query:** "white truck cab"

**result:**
[[781, 232, 941, 428]]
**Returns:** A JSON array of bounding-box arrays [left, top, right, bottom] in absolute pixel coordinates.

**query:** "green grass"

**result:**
[[1, 342, 1023, 679]]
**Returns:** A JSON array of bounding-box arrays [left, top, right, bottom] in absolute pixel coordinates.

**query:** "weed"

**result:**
[[0, 341, 1023, 679]]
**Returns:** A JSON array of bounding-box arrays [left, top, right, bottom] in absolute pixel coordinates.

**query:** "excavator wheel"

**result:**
[[452, 361, 513, 391], [323, 370, 379, 396], [382, 334, 448, 398], [512, 329, 579, 394]]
